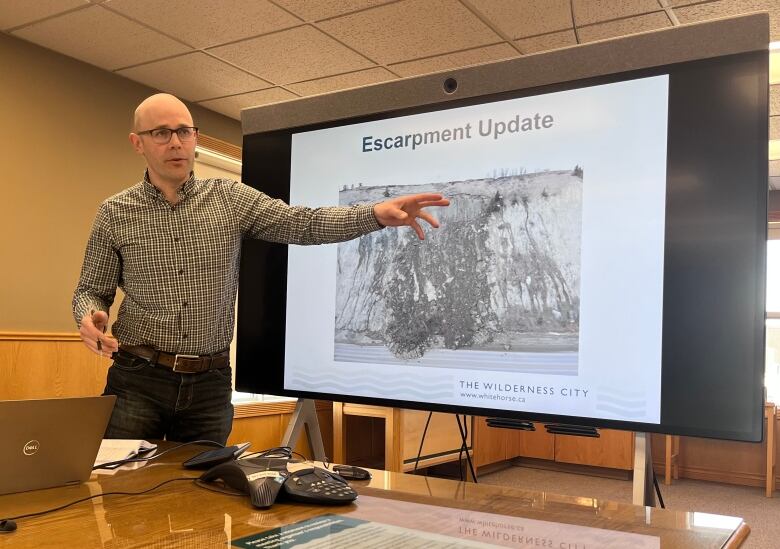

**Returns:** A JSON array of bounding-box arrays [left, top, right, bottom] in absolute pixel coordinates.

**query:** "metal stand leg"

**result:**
[[633, 432, 656, 507], [280, 399, 327, 462]]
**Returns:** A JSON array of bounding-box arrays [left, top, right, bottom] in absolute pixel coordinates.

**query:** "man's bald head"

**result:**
[[133, 93, 193, 132], [129, 93, 197, 190]]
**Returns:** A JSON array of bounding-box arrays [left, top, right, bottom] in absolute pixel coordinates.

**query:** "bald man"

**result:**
[[73, 93, 448, 444]]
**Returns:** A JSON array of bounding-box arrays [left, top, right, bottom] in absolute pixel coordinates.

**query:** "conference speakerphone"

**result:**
[[199, 458, 357, 509]]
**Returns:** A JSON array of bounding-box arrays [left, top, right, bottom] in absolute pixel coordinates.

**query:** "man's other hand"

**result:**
[[373, 193, 450, 240], [79, 310, 119, 357]]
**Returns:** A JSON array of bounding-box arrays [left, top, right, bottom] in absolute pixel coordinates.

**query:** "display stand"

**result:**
[[632, 432, 656, 507], [280, 398, 327, 462]]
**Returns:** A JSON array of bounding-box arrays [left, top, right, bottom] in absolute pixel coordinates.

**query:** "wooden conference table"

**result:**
[[0, 444, 748, 548]]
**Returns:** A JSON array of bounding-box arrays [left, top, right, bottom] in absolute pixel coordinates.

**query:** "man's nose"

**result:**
[[168, 132, 183, 147]]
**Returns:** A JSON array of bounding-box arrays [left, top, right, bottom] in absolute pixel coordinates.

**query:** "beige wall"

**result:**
[[0, 32, 242, 332]]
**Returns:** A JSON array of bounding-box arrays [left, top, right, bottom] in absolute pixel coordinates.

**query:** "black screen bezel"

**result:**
[[237, 50, 767, 442]]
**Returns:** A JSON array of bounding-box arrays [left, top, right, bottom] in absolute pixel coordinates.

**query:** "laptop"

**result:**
[[0, 395, 116, 495]]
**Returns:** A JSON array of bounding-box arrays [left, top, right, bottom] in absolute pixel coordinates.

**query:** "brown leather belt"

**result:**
[[119, 345, 229, 374]]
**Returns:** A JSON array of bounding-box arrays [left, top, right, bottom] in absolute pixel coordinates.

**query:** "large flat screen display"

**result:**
[[238, 37, 767, 441]]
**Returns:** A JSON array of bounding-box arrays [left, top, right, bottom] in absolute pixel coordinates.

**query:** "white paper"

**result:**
[[93, 439, 157, 469]]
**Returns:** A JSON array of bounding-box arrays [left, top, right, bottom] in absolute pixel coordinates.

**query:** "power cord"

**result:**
[[652, 469, 666, 508], [92, 439, 224, 470], [1, 477, 196, 526], [413, 412, 434, 474], [456, 414, 477, 483], [240, 446, 308, 462]]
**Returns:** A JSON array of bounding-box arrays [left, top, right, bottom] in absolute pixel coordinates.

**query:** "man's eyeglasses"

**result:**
[[137, 126, 198, 144]]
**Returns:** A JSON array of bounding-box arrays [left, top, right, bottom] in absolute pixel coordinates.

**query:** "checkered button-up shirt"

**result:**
[[73, 172, 381, 354]]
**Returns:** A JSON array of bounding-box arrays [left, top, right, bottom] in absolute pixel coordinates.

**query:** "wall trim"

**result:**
[[677, 465, 768, 489], [0, 331, 81, 341], [234, 399, 332, 419]]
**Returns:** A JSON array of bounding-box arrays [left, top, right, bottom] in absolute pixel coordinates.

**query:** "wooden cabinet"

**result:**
[[554, 427, 633, 469], [473, 417, 554, 466], [333, 403, 472, 472], [473, 417, 634, 470]]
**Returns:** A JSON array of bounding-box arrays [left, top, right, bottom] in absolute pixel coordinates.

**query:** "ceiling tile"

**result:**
[[274, 0, 395, 21], [389, 43, 518, 77], [287, 67, 396, 96], [573, 0, 663, 26], [0, 0, 89, 31], [104, 0, 301, 49], [468, 0, 572, 39], [674, 0, 780, 42], [12, 5, 191, 70], [773, 116, 780, 141], [318, 0, 501, 65], [772, 85, 780, 116], [515, 29, 578, 54], [578, 11, 671, 43], [210, 25, 374, 84], [116, 52, 270, 102], [198, 88, 298, 120]]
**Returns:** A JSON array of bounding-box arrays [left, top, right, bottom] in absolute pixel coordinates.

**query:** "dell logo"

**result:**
[[23, 440, 40, 456]]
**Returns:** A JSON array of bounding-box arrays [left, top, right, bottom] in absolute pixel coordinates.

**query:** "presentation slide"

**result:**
[[285, 75, 669, 424]]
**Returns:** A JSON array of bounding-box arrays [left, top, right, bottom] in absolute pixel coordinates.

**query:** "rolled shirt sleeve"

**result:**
[[72, 203, 119, 326]]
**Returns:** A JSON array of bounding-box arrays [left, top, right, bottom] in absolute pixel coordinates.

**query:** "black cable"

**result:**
[[457, 425, 464, 481], [240, 446, 306, 462], [92, 439, 224, 470], [456, 414, 478, 483], [652, 469, 665, 509], [2, 477, 196, 522], [413, 412, 433, 474]]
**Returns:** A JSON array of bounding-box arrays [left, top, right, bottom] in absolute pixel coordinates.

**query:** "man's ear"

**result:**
[[129, 133, 143, 154]]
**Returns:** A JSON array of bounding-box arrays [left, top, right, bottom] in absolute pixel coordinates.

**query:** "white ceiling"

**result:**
[[1, 0, 779, 184]]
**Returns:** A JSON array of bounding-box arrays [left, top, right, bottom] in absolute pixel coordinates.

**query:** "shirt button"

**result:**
[[178, 269, 184, 275], [182, 334, 188, 340]]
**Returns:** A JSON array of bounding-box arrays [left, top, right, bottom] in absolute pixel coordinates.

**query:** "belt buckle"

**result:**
[[173, 354, 200, 373]]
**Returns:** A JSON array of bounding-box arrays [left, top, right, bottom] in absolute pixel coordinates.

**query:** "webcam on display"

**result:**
[[443, 77, 458, 94]]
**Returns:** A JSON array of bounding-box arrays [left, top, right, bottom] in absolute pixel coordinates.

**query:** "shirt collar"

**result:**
[[141, 170, 196, 201]]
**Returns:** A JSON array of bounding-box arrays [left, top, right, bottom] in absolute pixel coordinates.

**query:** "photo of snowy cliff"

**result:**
[[334, 167, 583, 375]]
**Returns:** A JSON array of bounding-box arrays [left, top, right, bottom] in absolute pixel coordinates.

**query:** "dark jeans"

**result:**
[[102, 352, 234, 444]]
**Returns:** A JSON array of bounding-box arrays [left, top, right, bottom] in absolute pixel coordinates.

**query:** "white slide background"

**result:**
[[283, 76, 669, 424]]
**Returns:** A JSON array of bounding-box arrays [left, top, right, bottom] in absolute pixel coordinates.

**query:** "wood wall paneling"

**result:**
[[508, 422, 555, 460], [3, 333, 780, 493], [228, 403, 334, 460], [0, 334, 110, 400], [333, 404, 471, 471], [554, 428, 634, 470], [473, 417, 511, 467]]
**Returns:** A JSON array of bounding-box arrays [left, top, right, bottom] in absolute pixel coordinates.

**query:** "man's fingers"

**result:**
[[101, 336, 119, 353], [85, 336, 117, 357], [79, 314, 117, 357], [410, 219, 425, 240], [82, 336, 103, 357], [414, 198, 450, 208], [406, 193, 445, 202], [92, 310, 109, 331], [417, 211, 439, 228]]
